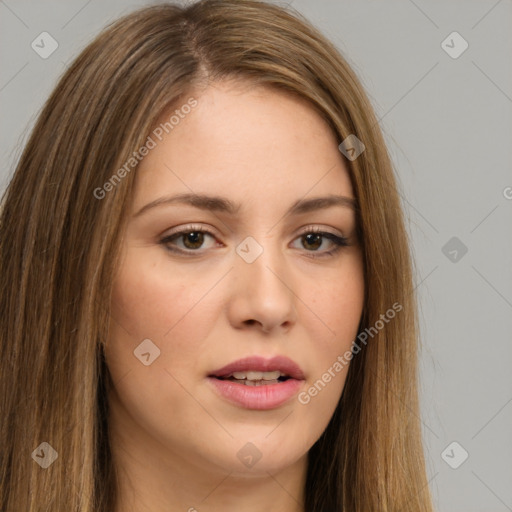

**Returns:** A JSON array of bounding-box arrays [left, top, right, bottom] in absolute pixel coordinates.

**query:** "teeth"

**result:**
[[243, 379, 278, 386], [231, 370, 283, 381]]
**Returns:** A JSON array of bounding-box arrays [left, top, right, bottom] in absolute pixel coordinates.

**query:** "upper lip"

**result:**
[[209, 355, 305, 380]]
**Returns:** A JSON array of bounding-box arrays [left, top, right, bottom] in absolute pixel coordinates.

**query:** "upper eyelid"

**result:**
[[163, 223, 346, 238], [161, 225, 348, 249], [162, 224, 217, 239]]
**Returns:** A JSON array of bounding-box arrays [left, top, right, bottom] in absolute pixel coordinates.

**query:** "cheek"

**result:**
[[295, 305, 362, 445], [309, 255, 364, 350], [300, 257, 364, 407], [107, 250, 223, 382], [111, 250, 218, 337], [105, 253, 224, 443]]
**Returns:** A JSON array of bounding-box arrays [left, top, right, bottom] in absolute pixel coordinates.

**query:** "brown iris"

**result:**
[[182, 231, 205, 250], [302, 233, 322, 250]]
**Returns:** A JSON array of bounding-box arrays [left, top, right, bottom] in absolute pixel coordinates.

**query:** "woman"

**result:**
[[0, 1, 434, 511]]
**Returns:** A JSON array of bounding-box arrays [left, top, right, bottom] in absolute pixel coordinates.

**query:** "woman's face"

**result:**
[[106, 80, 364, 478]]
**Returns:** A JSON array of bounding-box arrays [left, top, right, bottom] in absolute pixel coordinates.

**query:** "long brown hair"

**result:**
[[0, 1, 433, 510]]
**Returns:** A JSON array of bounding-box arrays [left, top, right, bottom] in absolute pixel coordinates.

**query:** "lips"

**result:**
[[207, 355, 306, 410], [209, 355, 305, 380]]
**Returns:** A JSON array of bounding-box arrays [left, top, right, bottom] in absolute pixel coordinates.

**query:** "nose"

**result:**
[[226, 237, 297, 334]]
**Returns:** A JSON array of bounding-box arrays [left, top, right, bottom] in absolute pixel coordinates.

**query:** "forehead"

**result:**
[[132, 80, 354, 211]]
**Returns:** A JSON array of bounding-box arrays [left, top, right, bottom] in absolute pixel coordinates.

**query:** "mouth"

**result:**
[[212, 370, 292, 386], [207, 355, 305, 410]]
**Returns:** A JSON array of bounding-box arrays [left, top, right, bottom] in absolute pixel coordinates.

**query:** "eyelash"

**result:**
[[160, 224, 350, 259]]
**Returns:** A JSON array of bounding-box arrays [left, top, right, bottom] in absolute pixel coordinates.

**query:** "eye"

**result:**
[[160, 225, 220, 254], [160, 224, 350, 257], [291, 227, 349, 259]]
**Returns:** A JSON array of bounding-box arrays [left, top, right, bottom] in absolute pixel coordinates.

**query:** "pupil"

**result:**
[[183, 231, 203, 249], [304, 233, 321, 250]]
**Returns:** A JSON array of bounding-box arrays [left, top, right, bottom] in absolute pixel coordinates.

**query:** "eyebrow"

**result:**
[[133, 192, 357, 218]]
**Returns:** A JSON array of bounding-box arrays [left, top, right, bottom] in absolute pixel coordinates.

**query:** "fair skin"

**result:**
[[105, 79, 365, 512]]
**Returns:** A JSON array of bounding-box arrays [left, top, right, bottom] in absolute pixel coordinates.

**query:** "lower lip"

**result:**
[[207, 377, 304, 410]]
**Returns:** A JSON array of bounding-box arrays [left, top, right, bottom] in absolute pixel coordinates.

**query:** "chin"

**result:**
[[204, 433, 309, 476]]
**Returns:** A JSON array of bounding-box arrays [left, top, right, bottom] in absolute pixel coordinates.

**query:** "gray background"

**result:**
[[1, 1, 511, 510]]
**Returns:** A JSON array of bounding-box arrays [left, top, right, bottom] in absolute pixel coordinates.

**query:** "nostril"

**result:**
[[242, 319, 272, 333]]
